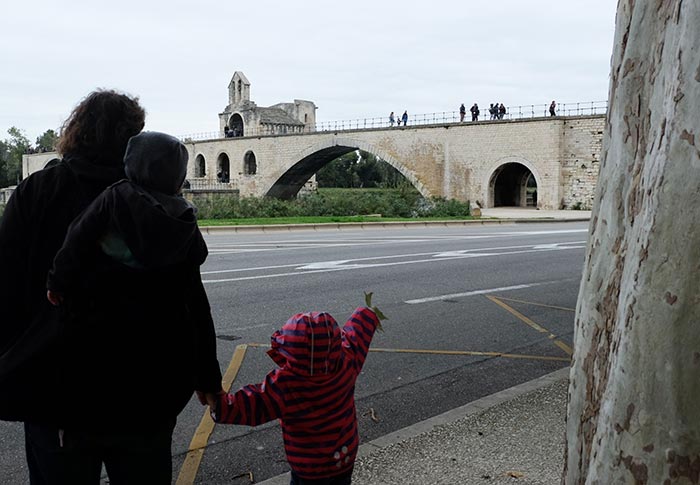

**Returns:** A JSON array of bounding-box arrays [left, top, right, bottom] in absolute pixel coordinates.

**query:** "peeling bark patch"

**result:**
[[681, 129, 696, 146], [622, 454, 649, 484], [657, 118, 667, 150], [667, 453, 700, 483], [643, 444, 654, 453], [673, 90, 685, 103], [665, 292, 678, 305], [623, 58, 637, 77], [695, 64, 700, 82], [623, 403, 635, 430]]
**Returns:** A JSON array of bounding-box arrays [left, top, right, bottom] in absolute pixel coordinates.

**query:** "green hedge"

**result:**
[[192, 188, 470, 220]]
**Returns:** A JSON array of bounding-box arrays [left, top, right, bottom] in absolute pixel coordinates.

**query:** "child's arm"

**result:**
[[212, 371, 284, 426], [342, 307, 381, 370]]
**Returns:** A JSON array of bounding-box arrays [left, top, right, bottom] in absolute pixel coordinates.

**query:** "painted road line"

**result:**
[[405, 282, 547, 304], [368, 347, 569, 362], [246, 343, 569, 362], [202, 242, 584, 276], [203, 246, 584, 284], [491, 296, 576, 312], [176, 344, 248, 485], [202, 243, 583, 283], [486, 296, 573, 356]]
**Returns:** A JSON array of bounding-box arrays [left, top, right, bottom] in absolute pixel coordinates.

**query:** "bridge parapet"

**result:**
[[179, 101, 607, 142]]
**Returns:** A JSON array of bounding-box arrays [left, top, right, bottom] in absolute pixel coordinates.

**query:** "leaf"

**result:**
[[364, 291, 373, 307], [372, 306, 388, 321]]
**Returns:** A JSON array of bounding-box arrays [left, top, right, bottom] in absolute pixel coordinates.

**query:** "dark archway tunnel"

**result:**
[[266, 145, 357, 199]]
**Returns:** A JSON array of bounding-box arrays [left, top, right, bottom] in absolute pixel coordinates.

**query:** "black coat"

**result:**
[[0, 156, 221, 429]]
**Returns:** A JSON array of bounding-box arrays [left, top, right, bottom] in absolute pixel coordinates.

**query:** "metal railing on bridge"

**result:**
[[183, 178, 237, 191], [179, 100, 607, 142]]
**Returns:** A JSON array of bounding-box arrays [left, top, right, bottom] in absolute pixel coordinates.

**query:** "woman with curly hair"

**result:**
[[0, 90, 222, 484]]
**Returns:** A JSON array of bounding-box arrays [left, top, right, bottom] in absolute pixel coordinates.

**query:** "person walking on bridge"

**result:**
[[401, 110, 408, 126]]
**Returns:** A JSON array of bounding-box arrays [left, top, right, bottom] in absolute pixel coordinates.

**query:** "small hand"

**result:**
[[196, 389, 224, 409], [47, 290, 63, 306]]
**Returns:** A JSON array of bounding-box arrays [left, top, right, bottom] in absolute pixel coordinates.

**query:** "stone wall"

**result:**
[[560, 116, 605, 209]]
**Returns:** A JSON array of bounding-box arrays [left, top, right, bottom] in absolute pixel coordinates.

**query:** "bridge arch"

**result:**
[[484, 156, 541, 208], [265, 137, 431, 200], [43, 158, 61, 170]]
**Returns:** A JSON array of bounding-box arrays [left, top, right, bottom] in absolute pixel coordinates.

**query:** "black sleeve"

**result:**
[[46, 191, 111, 293], [188, 266, 223, 393], [0, 187, 30, 351]]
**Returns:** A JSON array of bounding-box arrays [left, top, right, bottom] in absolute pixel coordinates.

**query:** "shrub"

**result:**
[[193, 189, 469, 220]]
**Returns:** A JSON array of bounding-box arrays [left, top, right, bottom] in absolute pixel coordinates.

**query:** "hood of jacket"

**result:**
[[124, 131, 188, 195], [267, 312, 342, 377], [109, 180, 207, 268]]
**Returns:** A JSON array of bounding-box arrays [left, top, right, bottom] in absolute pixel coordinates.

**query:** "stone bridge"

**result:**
[[22, 114, 604, 210], [184, 114, 604, 210]]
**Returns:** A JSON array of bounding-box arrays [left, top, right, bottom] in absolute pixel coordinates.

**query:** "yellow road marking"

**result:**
[[246, 342, 569, 362], [176, 344, 248, 485], [368, 347, 569, 362], [486, 296, 573, 356], [490, 296, 575, 312]]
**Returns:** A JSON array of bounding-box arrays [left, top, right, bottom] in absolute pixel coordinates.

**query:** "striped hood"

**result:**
[[267, 312, 342, 377]]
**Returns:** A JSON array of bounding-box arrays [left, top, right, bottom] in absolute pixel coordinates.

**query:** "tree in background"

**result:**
[[565, 1, 699, 483], [35, 129, 58, 153], [316, 150, 405, 188], [0, 127, 31, 187]]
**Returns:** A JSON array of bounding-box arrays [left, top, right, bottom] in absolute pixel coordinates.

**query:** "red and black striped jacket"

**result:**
[[213, 307, 379, 479]]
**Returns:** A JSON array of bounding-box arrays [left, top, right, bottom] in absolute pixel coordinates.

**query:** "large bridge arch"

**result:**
[[483, 156, 542, 208], [266, 137, 432, 200]]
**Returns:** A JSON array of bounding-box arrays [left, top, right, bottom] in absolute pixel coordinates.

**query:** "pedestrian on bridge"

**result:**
[[401, 110, 408, 126], [470, 103, 480, 121], [459, 103, 466, 122], [389, 111, 395, 126]]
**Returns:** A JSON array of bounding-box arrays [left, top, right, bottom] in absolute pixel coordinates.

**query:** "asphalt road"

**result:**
[[0, 221, 589, 484]]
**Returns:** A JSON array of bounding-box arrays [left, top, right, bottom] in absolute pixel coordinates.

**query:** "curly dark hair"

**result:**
[[57, 89, 146, 163]]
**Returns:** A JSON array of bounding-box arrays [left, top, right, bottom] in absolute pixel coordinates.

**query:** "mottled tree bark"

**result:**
[[565, 1, 700, 484]]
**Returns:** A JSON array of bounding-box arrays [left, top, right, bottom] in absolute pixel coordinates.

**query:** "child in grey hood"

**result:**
[[47, 131, 206, 298], [43, 131, 221, 435]]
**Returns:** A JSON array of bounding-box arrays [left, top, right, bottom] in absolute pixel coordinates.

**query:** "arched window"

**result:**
[[244, 151, 257, 175], [195, 154, 206, 177], [228, 113, 244, 137], [217, 153, 230, 183]]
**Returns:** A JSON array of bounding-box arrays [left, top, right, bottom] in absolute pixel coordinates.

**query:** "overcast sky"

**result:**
[[2, 0, 617, 143]]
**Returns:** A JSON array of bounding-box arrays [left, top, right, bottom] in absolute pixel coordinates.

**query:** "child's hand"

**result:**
[[47, 290, 64, 306]]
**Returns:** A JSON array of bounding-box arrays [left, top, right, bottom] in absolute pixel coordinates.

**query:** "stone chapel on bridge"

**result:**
[[218, 72, 317, 138]]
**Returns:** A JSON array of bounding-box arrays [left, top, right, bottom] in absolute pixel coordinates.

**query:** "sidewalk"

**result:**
[[259, 368, 569, 485]]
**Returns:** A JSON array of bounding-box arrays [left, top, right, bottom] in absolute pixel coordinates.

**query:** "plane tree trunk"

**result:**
[[565, 1, 700, 483]]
